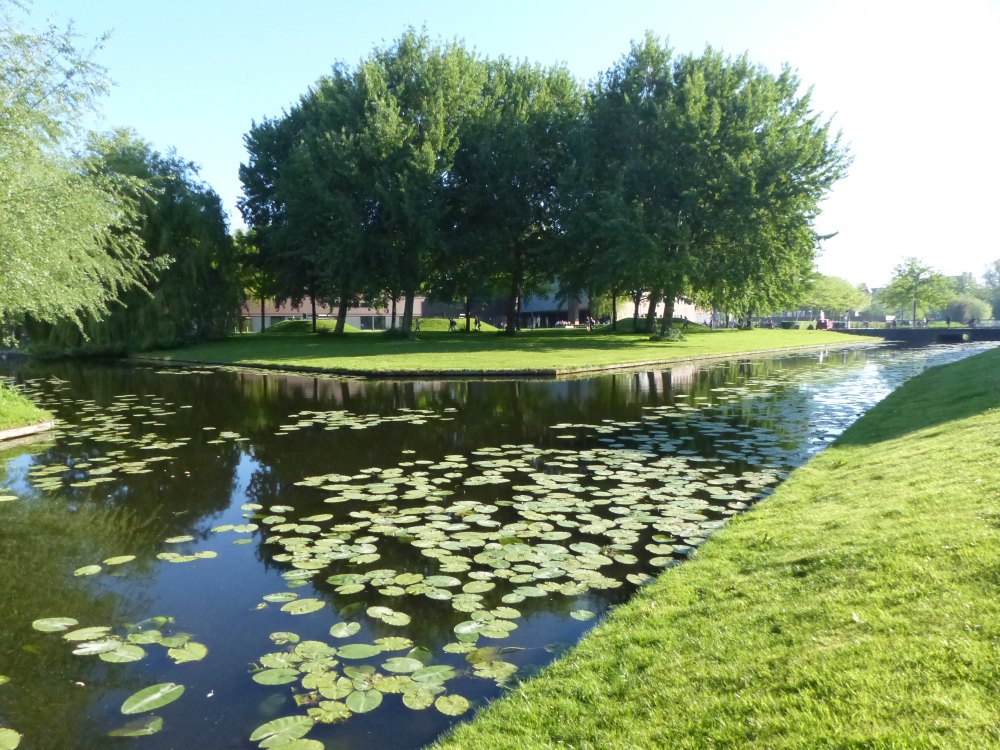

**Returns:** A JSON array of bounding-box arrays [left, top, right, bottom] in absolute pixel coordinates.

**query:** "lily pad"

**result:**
[[121, 683, 185, 714], [168, 641, 208, 663], [73, 565, 102, 577], [31, 617, 79, 633], [0, 728, 21, 750], [336, 643, 381, 660], [252, 669, 299, 685], [435, 694, 470, 716], [248, 715, 314, 747], [345, 689, 382, 713], [107, 716, 163, 737], [280, 599, 325, 616]]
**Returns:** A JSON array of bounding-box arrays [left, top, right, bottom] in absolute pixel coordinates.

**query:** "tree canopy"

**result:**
[[876, 257, 952, 322], [0, 7, 153, 330], [237, 31, 848, 335]]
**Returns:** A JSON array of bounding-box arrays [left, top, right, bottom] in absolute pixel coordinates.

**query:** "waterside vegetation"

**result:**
[[435, 347, 1000, 749], [0, 383, 51, 433]]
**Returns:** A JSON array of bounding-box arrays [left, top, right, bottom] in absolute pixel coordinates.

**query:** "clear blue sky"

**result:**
[[25, 0, 1000, 286]]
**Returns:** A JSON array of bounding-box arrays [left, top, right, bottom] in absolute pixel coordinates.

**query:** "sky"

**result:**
[[21, 0, 1000, 287]]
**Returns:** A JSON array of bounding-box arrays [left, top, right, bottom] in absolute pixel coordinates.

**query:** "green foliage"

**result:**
[[798, 274, 869, 316], [263, 319, 360, 334], [944, 295, 991, 324], [29, 131, 240, 353], [876, 257, 952, 321], [0, 8, 153, 328]]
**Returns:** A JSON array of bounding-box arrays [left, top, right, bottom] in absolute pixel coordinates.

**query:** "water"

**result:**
[[0, 343, 992, 750]]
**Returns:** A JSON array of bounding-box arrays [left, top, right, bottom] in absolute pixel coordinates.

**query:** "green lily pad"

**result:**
[[336, 643, 381, 660], [435, 694, 470, 716], [168, 641, 207, 663], [382, 657, 425, 673], [252, 668, 299, 685], [280, 599, 325, 616], [31, 617, 78, 633], [248, 715, 314, 746], [269, 631, 301, 645], [73, 564, 102, 577], [99, 644, 146, 663], [63, 626, 111, 642], [412, 665, 457, 684], [0, 728, 21, 750], [103, 555, 137, 566], [308, 700, 351, 724], [329, 622, 360, 639], [570, 609, 596, 621], [107, 716, 163, 737], [345, 689, 382, 713], [402, 688, 436, 710], [121, 683, 185, 714]]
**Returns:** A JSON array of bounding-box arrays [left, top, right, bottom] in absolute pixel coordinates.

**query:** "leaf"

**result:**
[[120, 683, 185, 714], [168, 641, 207, 663], [435, 694, 471, 716], [280, 598, 325, 616], [345, 689, 382, 713], [31, 617, 78, 633], [248, 715, 314, 746], [329, 622, 360, 638], [336, 643, 380, 659], [107, 716, 163, 737], [63, 626, 111, 641], [99, 643, 146, 663], [570, 609, 596, 621], [402, 689, 436, 710], [411, 665, 457, 684], [381, 657, 424, 673], [0, 728, 21, 750], [103, 555, 136, 566], [252, 668, 299, 685], [73, 564, 102, 577]]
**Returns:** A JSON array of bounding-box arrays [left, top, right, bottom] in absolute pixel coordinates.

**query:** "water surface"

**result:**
[[0, 343, 991, 749]]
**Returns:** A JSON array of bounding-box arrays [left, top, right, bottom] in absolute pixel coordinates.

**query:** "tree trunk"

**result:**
[[390, 296, 397, 330], [464, 297, 472, 332], [335, 299, 348, 334], [401, 289, 415, 336], [611, 291, 618, 330], [310, 295, 317, 333], [260, 296, 265, 332], [645, 289, 660, 333], [632, 290, 641, 328], [659, 295, 676, 336]]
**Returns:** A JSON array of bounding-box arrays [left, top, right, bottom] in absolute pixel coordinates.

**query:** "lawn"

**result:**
[[433, 347, 1000, 749], [140, 327, 866, 376], [0, 383, 51, 432]]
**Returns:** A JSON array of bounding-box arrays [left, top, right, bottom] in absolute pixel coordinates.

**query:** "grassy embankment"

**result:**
[[434, 348, 1000, 750], [141, 325, 863, 376], [0, 383, 50, 432]]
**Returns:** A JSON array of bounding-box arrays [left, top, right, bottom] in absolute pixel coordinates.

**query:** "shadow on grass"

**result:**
[[836, 347, 1000, 447]]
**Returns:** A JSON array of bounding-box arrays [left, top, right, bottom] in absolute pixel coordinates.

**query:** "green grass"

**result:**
[[0, 383, 50, 432], [140, 327, 863, 376], [434, 348, 1000, 750], [262, 319, 360, 334], [416, 317, 500, 332]]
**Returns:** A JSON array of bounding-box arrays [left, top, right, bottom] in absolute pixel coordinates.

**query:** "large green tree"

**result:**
[[877, 257, 952, 323], [0, 8, 152, 331], [798, 274, 869, 318], [31, 131, 240, 351]]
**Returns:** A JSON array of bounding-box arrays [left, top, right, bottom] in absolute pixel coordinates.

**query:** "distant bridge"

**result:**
[[834, 327, 1000, 344]]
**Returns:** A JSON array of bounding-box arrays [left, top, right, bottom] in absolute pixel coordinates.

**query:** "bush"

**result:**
[[648, 327, 686, 342]]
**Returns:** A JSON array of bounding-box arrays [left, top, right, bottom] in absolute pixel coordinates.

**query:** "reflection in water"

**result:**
[[0, 343, 993, 750]]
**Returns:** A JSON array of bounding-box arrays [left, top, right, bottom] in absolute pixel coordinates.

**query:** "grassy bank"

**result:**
[[435, 348, 1000, 749], [0, 383, 50, 432], [140, 328, 864, 376]]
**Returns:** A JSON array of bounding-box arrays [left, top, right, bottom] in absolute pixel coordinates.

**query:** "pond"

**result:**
[[0, 342, 993, 750]]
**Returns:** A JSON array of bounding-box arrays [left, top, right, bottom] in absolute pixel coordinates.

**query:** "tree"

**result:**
[[876, 257, 952, 322], [944, 296, 990, 325], [29, 130, 241, 352], [0, 8, 152, 331], [798, 274, 869, 318], [447, 57, 582, 335]]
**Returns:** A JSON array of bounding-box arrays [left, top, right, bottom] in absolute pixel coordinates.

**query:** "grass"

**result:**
[[0, 382, 50, 432], [262, 319, 360, 334], [434, 347, 1000, 750], [140, 327, 864, 376]]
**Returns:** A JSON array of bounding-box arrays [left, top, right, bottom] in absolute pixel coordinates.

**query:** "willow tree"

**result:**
[[0, 9, 151, 331]]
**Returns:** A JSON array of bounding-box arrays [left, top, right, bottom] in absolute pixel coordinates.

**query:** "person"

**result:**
[[922, 316, 928, 328], [946, 314, 951, 328], [474, 317, 481, 331], [448, 318, 457, 331], [414, 318, 421, 331]]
